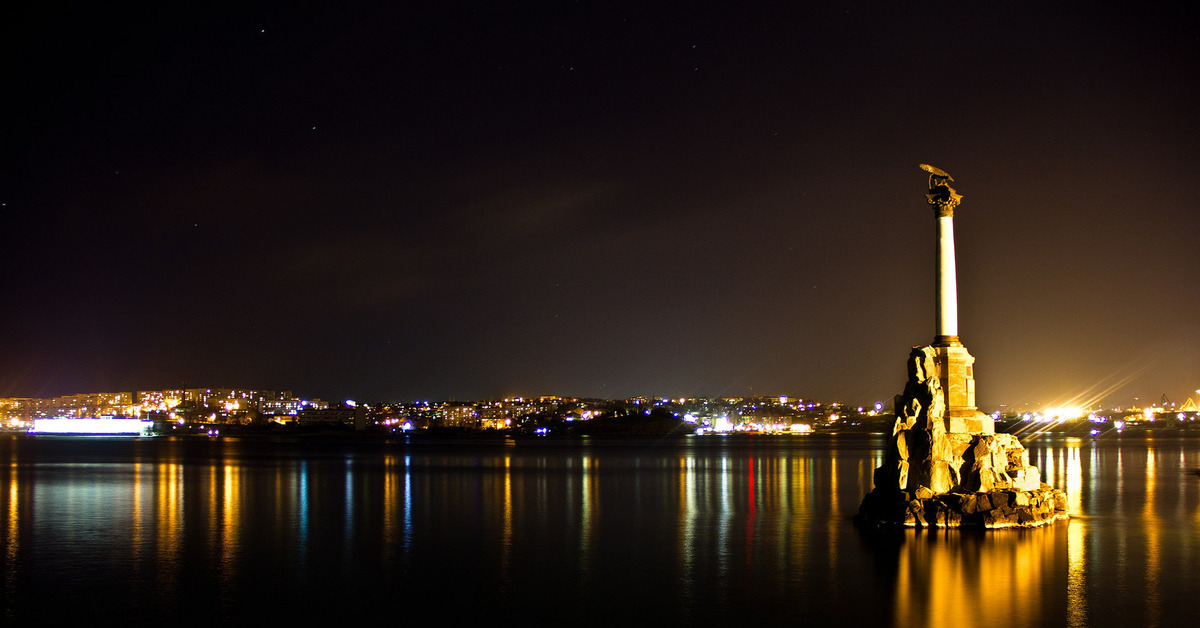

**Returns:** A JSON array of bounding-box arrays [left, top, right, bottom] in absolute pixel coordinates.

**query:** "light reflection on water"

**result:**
[[0, 434, 1198, 626], [889, 525, 1061, 628]]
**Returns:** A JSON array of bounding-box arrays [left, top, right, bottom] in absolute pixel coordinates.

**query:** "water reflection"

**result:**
[[1, 435, 1199, 626], [3, 442, 20, 622], [1067, 518, 1087, 627], [888, 526, 1062, 628], [1143, 446, 1160, 627], [154, 458, 183, 606]]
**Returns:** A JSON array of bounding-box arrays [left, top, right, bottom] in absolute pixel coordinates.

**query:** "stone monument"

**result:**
[[854, 165, 1068, 528]]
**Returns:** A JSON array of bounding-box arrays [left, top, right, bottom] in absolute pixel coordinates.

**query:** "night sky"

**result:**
[[3, 2, 1197, 408]]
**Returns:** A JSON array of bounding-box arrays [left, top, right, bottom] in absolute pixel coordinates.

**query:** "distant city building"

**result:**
[[438, 403, 478, 428], [259, 398, 307, 416], [30, 392, 135, 419], [1, 387, 328, 428], [297, 406, 364, 428], [137, 390, 187, 408], [0, 398, 32, 427]]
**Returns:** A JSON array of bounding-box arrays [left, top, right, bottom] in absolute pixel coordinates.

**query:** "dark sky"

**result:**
[[3, 2, 1198, 408]]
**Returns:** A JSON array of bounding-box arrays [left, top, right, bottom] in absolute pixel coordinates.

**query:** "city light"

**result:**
[[1043, 407, 1086, 422], [31, 417, 153, 435]]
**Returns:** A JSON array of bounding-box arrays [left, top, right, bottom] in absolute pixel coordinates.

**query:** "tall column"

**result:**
[[934, 209, 960, 346], [923, 164, 962, 347], [919, 164, 989, 433]]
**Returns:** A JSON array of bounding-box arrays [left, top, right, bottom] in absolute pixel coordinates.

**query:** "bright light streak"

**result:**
[[1043, 407, 1086, 421], [1044, 361, 1154, 412], [32, 417, 153, 435]]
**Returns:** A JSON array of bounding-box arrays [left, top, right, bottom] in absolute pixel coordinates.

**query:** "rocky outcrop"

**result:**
[[856, 484, 1068, 528], [856, 346, 1069, 529]]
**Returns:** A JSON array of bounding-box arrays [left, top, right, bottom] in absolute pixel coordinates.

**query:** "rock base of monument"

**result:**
[[855, 485, 1069, 529], [856, 345, 1070, 530]]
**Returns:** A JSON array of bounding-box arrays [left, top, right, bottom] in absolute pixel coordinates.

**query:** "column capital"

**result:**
[[928, 196, 960, 217]]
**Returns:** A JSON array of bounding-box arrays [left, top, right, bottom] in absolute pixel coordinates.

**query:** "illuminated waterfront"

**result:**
[[1, 434, 1197, 626]]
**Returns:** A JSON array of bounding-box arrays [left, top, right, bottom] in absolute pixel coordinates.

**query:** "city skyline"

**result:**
[[1, 380, 1190, 418], [3, 3, 1197, 406]]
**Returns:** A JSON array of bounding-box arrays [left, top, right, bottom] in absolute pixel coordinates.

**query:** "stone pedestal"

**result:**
[[930, 341, 993, 434]]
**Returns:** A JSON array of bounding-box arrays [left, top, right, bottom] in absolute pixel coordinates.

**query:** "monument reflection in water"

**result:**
[[1, 435, 1197, 626]]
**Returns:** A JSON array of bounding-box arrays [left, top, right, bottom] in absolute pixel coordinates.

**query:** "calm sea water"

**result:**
[[1, 432, 1197, 626]]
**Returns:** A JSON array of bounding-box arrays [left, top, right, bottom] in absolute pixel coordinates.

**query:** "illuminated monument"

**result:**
[[855, 165, 1068, 528]]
